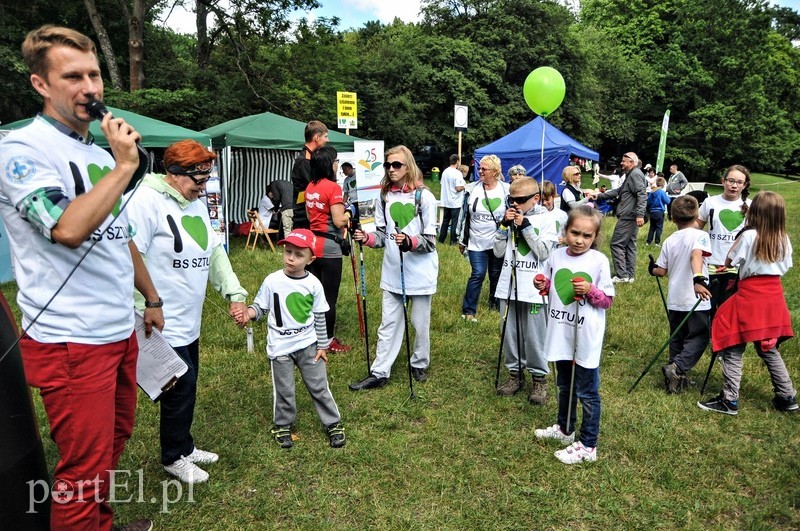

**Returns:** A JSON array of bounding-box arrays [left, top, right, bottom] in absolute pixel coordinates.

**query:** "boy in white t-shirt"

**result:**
[[648, 196, 712, 393], [235, 229, 345, 449], [540, 180, 568, 247], [493, 178, 558, 403]]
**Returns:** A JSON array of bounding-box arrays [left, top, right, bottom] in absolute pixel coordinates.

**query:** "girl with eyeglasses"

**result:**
[[698, 191, 797, 415], [349, 145, 439, 390], [456, 154, 510, 321], [695, 165, 751, 314]]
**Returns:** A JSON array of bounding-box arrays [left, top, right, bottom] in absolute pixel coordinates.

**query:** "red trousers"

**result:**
[[21, 332, 139, 531]]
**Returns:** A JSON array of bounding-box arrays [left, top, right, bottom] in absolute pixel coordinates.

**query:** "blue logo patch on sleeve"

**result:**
[[5, 156, 36, 183]]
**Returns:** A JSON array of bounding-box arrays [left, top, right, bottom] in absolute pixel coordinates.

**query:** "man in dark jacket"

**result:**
[[591, 152, 647, 283], [291, 120, 329, 229], [267, 179, 293, 237]]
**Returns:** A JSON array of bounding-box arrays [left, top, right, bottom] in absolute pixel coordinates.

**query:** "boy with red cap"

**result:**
[[234, 229, 345, 449]]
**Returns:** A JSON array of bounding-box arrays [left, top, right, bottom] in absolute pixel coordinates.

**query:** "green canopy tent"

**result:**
[[202, 112, 363, 225], [1, 107, 211, 149]]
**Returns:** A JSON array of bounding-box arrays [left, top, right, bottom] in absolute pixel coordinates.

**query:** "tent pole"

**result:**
[[223, 145, 231, 252]]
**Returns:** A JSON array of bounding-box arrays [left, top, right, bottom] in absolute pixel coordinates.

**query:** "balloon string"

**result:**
[[540, 119, 546, 188]]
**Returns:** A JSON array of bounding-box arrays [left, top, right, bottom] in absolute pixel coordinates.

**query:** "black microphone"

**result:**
[[85, 97, 149, 193], [85, 97, 110, 121]]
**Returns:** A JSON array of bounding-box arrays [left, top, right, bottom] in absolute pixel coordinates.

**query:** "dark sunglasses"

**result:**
[[508, 193, 537, 204], [184, 174, 211, 185], [383, 161, 406, 170]]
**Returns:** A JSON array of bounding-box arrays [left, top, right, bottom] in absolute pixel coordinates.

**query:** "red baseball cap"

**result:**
[[278, 229, 319, 257]]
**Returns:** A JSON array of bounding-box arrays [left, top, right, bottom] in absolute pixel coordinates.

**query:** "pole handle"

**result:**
[[535, 273, 548, 296], [572, 276, 586, 301]]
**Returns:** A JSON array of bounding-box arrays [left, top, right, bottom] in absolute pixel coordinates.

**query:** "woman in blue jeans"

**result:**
[[457, 155, 509, 322]]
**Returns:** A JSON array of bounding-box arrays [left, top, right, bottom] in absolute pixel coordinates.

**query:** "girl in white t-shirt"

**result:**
[[698, 191, 797, 415], [696, 165, 751, 314], [350, 145, 439, 390], [533, 206, 615, 464]]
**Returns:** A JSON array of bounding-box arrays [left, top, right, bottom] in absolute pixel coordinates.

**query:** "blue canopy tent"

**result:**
[[474, 116, 599, 187]]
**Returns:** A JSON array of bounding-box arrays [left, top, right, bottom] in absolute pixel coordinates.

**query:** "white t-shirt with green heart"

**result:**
[[0, 116, 135, 344], [253, 270, 329, 359], [128, 184, 222, 345], [377, 187, 439, 296], [466, 183, 507, 252], [542, 248, 615, 369], [495, 210, 559, 303], [698, 194, 751, 266]]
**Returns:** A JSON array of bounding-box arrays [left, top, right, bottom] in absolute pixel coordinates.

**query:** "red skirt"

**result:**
[[712, 275, 794, 352]]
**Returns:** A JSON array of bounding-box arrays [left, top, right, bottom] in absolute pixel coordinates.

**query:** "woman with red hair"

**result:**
[[126, 139, 248, 484]]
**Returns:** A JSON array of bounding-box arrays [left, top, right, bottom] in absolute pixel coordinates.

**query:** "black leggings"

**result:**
[[308, 257, 343, 339]]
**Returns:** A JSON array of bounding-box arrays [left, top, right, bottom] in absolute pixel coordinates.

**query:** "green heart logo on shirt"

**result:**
[[515, 228, 539, 256], [286, 292, 314, 323], [87, 163, 120, 216], [556, 221, 562, 233], [517, 237, 531, 256], [719, 209, 745, 232], [482, 198, 502, 213], [181, 215, 208, 250], [390, 202, 416, 229], [554, 268, 593, 306]]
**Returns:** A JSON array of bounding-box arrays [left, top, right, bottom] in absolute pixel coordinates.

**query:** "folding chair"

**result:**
[[245, 210, 278, 252]]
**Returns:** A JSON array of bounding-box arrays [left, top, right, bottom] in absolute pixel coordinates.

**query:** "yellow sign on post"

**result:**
[[337, 91, 358, 129]]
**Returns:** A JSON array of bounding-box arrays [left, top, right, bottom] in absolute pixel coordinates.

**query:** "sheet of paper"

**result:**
[[134, 313, 188, 401]]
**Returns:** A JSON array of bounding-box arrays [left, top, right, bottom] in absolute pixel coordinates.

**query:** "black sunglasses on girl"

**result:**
[[383, 161, 406, 170]]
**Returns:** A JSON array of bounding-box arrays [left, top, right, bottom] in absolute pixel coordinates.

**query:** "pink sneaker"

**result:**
[[554, 441, 597, 464]]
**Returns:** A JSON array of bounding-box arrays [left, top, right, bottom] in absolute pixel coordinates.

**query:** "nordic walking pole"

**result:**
[[348, 227, 366, 339], [494, 226, 518, 389], [535, 273, 549, 326], [358, 239, 371, 374], [628, 297, 703, 393], [699, 348, 716, 395], [511, 224, 523, 384], [566, 277, 585, 438], [649, 254, 669, 320], [396, 228, 415, 399]]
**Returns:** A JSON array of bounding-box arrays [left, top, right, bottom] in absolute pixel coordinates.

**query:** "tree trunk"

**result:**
[[128, 0, 146, 90], [83, 0, 125, 90], [197, 0, 210, 69]]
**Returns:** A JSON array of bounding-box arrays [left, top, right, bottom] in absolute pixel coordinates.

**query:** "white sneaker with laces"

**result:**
[[554, 441, 597, 464], [611, 276, 626, 284], [534, 424, 575, 444], [186, 447, 219, 465], [164, 456, 209, 483]]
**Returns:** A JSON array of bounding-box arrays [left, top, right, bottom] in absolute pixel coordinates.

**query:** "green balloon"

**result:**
[[523, 67, 566, 117]]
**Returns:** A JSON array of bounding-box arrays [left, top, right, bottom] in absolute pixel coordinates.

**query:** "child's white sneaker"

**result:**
[[534, 424, 574, 444], [555, 441, 597, 464]]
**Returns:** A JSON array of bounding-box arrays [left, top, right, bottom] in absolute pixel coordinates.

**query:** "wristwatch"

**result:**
[[145, 297, 164, 309]]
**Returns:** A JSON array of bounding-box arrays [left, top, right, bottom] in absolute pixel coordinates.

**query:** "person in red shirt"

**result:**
[[305, 145, 352, 352]]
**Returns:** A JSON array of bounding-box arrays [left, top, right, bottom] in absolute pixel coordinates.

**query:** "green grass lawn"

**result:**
[[2, 173, 799, 529]]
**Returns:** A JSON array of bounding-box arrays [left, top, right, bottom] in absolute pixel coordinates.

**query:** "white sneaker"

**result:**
[[611, 276, 626, 284], [534, 424, 575, 444], [164, 456, 209, 483], [625, 277, 635, 283], [554, 441, 597, 464], [186, 447, 219, 465]]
